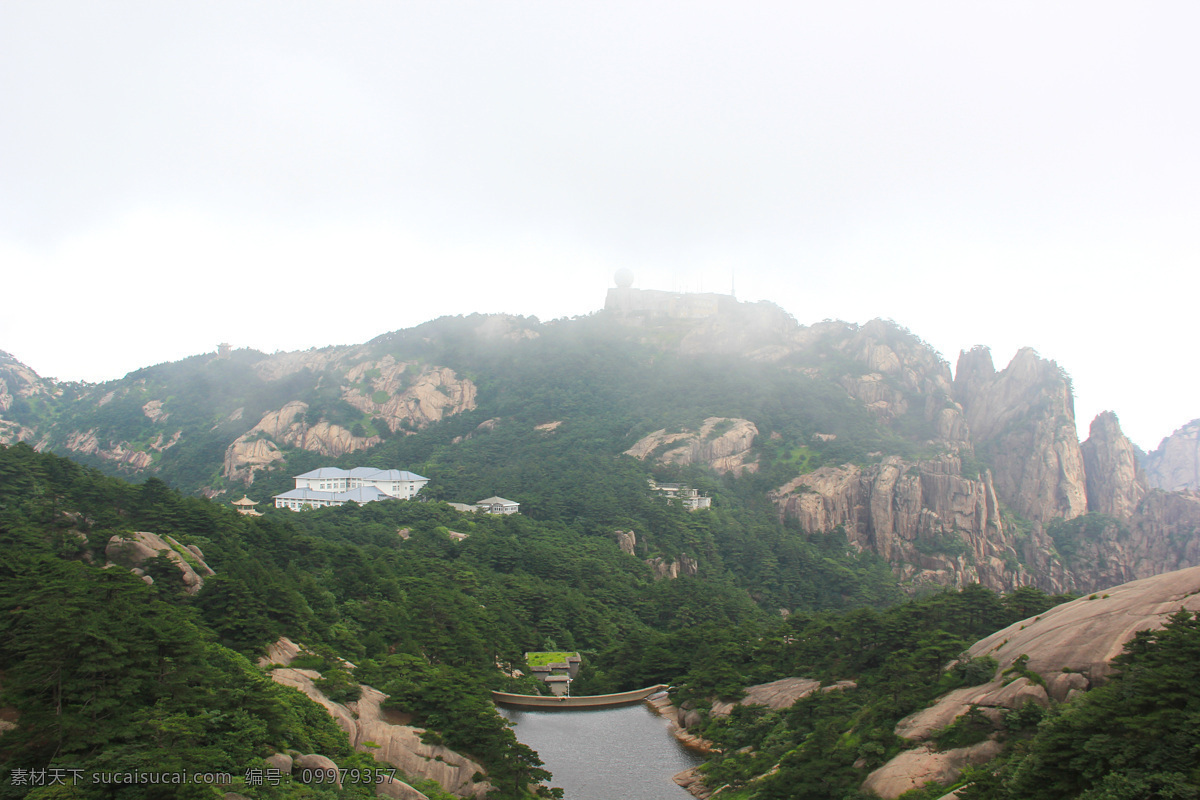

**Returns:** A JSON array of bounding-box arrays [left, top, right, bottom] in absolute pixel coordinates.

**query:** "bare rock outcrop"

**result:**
[[252, 347, 350, 382], [268, 668, 490, 798], [645, 691, 718, 754], [342, 357, 478, 433], [770, 455, 1021, 591], [871, 565, 1200, 797], [223, 400, 380, 483], [293, 754, 342, 788], [105, 531, 215, 594], [62, 427, 179, 471], [645, 555, 699, 580], [376, 776, 430, 800], [1012, 489, 1200, 595], [710, 678, 823, 717], [1145, 419, 1200, 492], [614, 530, 637, 556], [954, 347, 1087, 522], [673, 766, 717, 799], [826, 320, 972, 449], [862, 740, 1003, 800], [625, 417, 758, 475], [1081, 411, 1147, 518], [258, 637, 303, 669]]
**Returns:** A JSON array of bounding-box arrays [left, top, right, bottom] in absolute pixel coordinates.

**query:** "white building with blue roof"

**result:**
[[273, 467, 429, 510]]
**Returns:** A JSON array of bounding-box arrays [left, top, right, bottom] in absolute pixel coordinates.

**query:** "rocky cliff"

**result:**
[[1080, 411, 1148, 518], [1144, 419, 1200, 492], [223, 400, 382, 483], [819, 320, 971, 448], [954, 347, 1087, 523], [769, 455, 1022, 590]]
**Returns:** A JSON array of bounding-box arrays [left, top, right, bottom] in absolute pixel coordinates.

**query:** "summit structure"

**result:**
[[603, 270, 735, 318]]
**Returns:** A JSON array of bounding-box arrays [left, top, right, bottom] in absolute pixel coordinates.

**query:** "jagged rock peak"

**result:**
[[954, 346, 1086, 523], [1144, 418, 1200, 492], [1081, 411, 1147, 518]]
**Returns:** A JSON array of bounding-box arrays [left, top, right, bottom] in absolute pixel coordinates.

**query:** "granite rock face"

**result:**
[[866, 565, 1200, 798], [645, 554, 699, 580], [826, 319, 972, 449], [104, 531, 215, 595], [1081, 411, 1148, 518], [223, 400, 381, 483], [625, 417, 759, 475], [770, 455, 1021, 591], [954, 347, 1088, 523], [269, 667, 490, 798], [342, 357, 478, 434], [709, 678, 823, 718], [1144, 419, 1200, 492], [862, 740, 1004, 800]]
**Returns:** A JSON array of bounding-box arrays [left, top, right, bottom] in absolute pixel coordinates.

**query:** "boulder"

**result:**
[[862, 740, 1003, 800], [710, 678, 822, 717], [673, 766, 717, 799], [293, 754, 341, 788], [265, 753, 292, 774], [105, 531, 214, 594]]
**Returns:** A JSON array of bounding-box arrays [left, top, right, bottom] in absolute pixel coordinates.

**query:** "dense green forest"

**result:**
[[5, 441, 1200, 799], [0, 441, 892, 799]]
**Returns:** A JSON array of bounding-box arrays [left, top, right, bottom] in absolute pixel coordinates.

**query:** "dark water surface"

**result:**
[[498, 703, 704, 800]]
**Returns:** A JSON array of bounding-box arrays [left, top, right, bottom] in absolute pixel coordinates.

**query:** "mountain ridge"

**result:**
[[3, 299, 1198, 596]]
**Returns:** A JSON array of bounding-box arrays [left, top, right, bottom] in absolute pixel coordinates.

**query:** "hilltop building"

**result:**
[[446, 496, 521, 514], [604, 269, 735, 319], [474, 496, 520, 514], [273, 467, 429, 511], [648, 479, 712, 510]]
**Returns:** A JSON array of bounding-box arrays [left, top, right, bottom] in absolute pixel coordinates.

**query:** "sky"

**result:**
[[1, 1, 1197, 451]]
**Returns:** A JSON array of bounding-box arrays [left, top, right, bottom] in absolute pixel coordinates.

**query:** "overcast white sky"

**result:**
[[2, 2, 1197, 450]]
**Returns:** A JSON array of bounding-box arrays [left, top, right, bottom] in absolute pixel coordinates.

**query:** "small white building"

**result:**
[[474, 496, 520, 514], [648, 480, 712, 510], [274, 467, 429, 510]]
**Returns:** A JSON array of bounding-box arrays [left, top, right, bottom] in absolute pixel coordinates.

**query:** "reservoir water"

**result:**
[[499, 703, 704, 800]]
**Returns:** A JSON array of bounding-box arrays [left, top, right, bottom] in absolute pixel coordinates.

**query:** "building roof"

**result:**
[[368, 469, 428, 481], [232, 495, 258, 506], [274, 486, 392, 503], [476, 496, 518, 506], [294, 468, 351, 479], [294, 467, 428, 482]]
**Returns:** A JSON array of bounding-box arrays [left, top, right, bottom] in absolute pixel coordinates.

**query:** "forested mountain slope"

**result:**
[[3, 296, 1200, 596]]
